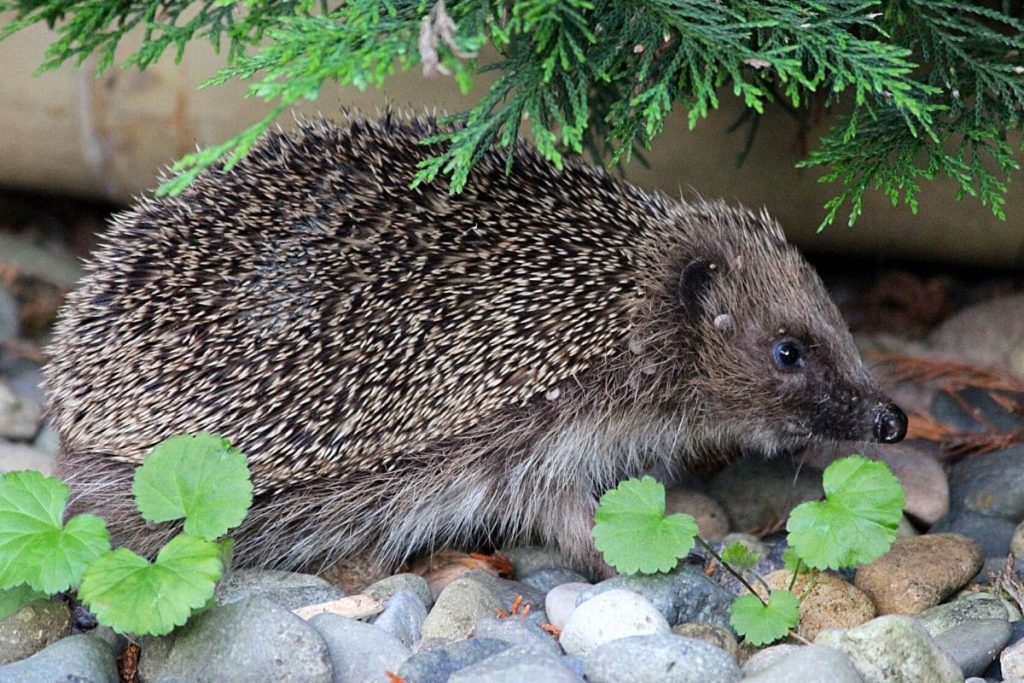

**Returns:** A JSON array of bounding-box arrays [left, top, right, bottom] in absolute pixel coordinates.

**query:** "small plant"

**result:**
[[0, 432, 253, 635], [593, 454, 904, 645]]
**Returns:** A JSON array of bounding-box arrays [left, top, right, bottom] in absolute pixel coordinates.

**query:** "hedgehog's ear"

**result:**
[[677, 257, 718, 319]]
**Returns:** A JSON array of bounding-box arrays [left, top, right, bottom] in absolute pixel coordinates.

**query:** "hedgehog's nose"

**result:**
[[872, 403, 908, 443]]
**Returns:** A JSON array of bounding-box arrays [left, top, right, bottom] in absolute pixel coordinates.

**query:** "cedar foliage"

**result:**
[[2, 0, 1022, 227]]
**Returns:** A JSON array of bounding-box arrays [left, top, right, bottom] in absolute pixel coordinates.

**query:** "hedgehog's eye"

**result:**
[[772, 339, 805, 371]]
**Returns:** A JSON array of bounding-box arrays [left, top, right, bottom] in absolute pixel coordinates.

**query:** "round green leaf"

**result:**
[[730, 590, 800, 646], [132, 433, 253, 540], [0, 470, 110, 593], [592, 476, 699, 574], [786, 455, 905, 570], [78, 534, 224, 635]]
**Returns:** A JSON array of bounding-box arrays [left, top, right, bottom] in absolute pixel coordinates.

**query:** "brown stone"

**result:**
[[761, 570, 875, 640], [854, 533, 984, 615], [665, 489, 730, 540]]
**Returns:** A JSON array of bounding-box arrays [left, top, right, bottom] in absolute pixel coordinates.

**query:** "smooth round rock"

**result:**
[[397, 637, 510, 683], [583, 634, 741, 683], [854, 533, 984, 614], [0, 381, 41, 441], [0, 441, 52, 475], [0, 285, 16, 339], [460, 571, 548, 625], [0, 634, 117, 683], [519, 568, 590, 594], [931, 509, 1017, 557], [371, 590, 427, 647], [472, 616, 561, 657], [742, 644, 862, 683], [740, 643, 800, 676], [31, 422, 59, 457], [448, 647, 580, 683], [933, 617, 1011, 677], [560, 589, 670, 657], [709, 459, 822, 533], [1002, 632, 1024, 678], [665, 488, 730, 540], [916, 591, 1010, 637], [578, 564, 734, 629], [138, 596, 332, 683], [816, 615, 961, 683], [671, 622, 738, 661], [545, 582, 591, 630], [309, 613, 410, 682], [930, 294, 1024, 373], [365, 573, 434, 609], [502, 546, 575, 577], [1012, 520, 1024, 558], [761, 570, 875, 640], [420, 575, 503, 640], [930, 387, 1024, 434], [215, 569, 345, 610], [947, 446, 1024, 519], [0, 598, 71, 664]]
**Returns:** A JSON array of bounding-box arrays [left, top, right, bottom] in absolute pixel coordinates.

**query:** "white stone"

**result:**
[[558, 588, 670, 657], [544, 582, 590, 630], [1001, 636, 1024, 679]]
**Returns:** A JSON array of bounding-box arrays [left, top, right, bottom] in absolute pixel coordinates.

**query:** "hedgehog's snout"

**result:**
[[871, 402, 908, 443]]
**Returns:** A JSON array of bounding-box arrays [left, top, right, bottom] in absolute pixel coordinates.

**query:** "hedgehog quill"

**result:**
[[44, 113, 907, 575]]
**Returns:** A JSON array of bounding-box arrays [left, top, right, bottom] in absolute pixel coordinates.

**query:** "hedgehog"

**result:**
[[43, 112, 907, 576]]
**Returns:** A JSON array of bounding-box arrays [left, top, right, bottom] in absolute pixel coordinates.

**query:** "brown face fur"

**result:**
[[625, 201, 903, 466]]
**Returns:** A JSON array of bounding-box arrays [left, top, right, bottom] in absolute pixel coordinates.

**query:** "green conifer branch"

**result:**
[[1, 0, 1021, 227]]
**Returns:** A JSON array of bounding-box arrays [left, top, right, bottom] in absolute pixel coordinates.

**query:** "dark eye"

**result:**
[[772, 339, 805, 371]]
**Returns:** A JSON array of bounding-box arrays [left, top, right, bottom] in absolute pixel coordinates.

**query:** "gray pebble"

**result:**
[[365, 573, 434, 609], [31, 422, 59, 457], [214, 569, 345, 610], [930, 510, 1017, 557], [560, 589, 669, 657], [448, 646, 581, 682], [397, 637, 509, 683], [473, 615, 562, 657], [934, 618, 1011, 678], [0, 440, 52, 475], [503, 546, 576, 577], [948, 446, 1024, 520], [5, 367, 44, 410], [372, 590, 427, 647], [310, 613, 410, 682], [709, 458, 822, 533], [0, 634, 117, 683], [917, 591, 1009, 637], [930, 388, 1024, 434], [520, 568, 590, 594], [584, 634, 741, 683], [0, 381, 41, 441], [0, 285, 17, 340], [138, 596, 331, 683], [464, 571, 548, 625], [545, 582, 591, 630], [0, 598, 71, 665], [817, 615, 961, 683], [579, 564, 734, 629], [420, 574, 503, 640], [742, 644, 861, 683]]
